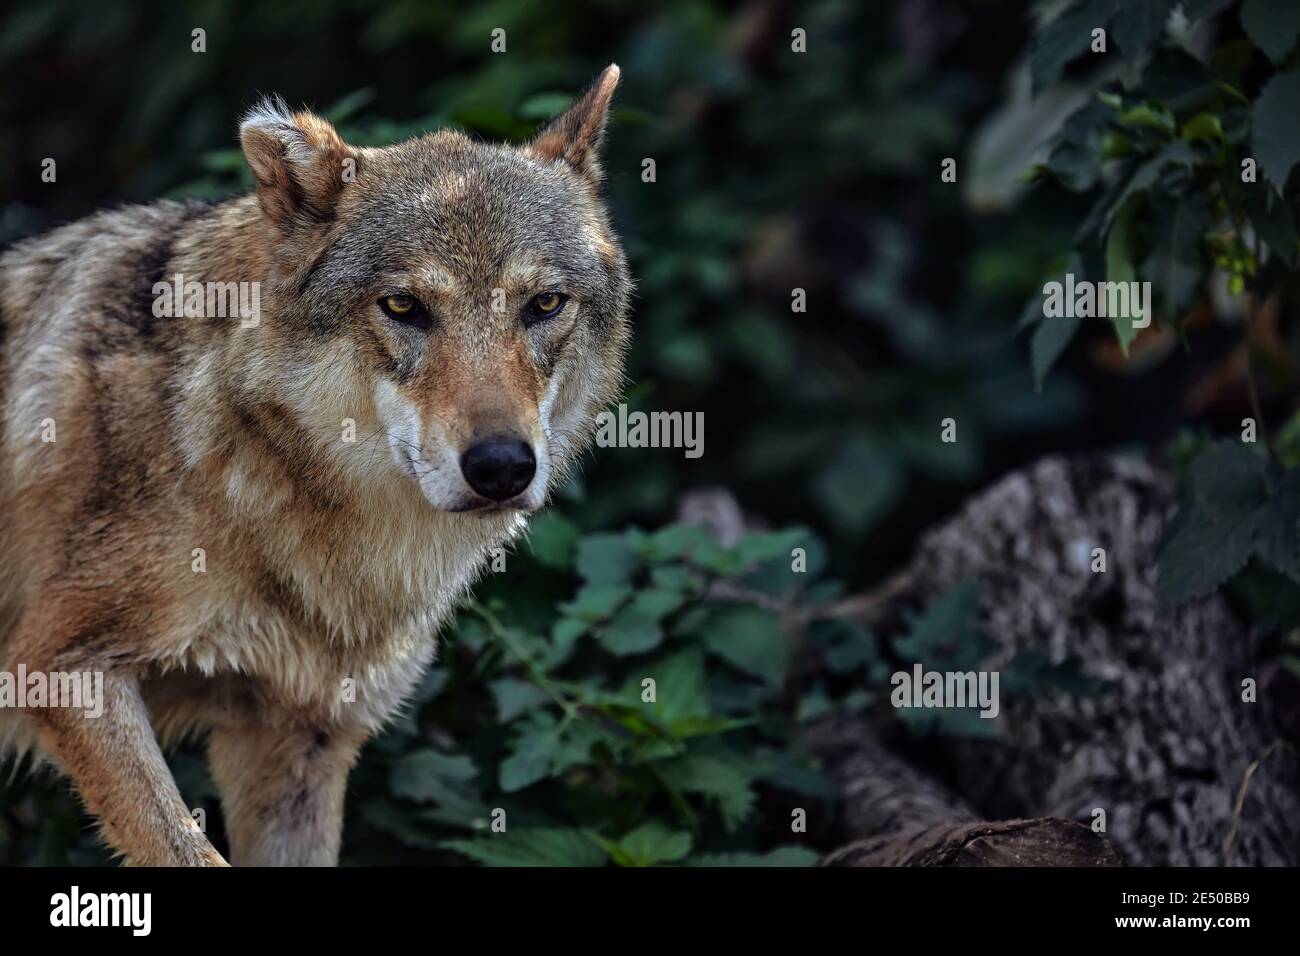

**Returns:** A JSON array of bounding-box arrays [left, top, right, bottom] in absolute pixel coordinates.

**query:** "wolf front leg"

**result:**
[[208, 718, 366, 866], [30, 670, 229, 866]]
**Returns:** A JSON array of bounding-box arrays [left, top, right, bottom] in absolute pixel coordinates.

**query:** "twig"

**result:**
[[1222, 739, 1294, 865], [465, 600, 582, 722]]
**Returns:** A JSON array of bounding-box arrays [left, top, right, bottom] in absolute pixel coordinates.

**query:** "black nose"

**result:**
[[460, 437, 536, 502]]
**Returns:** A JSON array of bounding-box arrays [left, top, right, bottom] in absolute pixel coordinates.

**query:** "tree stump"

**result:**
[[813, 456, 1300, 866]]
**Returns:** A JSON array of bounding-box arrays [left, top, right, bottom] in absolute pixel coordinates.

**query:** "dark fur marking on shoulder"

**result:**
[[72, 364, 159, 525], [86, 202, 214, 358], [127, 237, 175, 340], [231, 400, 345, 513]]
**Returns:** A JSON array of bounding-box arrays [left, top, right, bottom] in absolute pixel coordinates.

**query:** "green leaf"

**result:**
[[795, 687, 834, 722], [499, 724, 559, 792], [1159, 442, 1300, 605], [626, 586, 689, 621], [651, 565, 702, 593], [388, 750, 482, 823], [551, 616, 589, 649], [1181, 112, 1224, 143], [391, 750, 477, 796], [574, 532, 640, 585], [815, 619, 879, 674], [1156, 504, 1258, 606], [1101, 130, 1134, 158], [732, 528, 807, 566], [609, 822, 693, 866], [548, 722, 604, 775], [1187, 440, 1268, 522], [895, 581, 989, 671], [525, 512, 581, 570], [1031, 1, 1116, 93], [600, 587, 686, 656], [1105, 196, 1141, 355], [443, 828, 606, 867], [1241, 0, 1300, 64], [561, 582, 631, 622], [489, 678, 550, 723], [1111, 0, 1173, 56], [635, 523, 712, 562], [1117, 102, 1176, 136], [1044, 100, 1112, 192], [692, 539, 750, 575], [699, 605, 789, 688], [1141, 193, 1211, 322], [600, 608, 662, 656], [1254, 471, 1300, 578], [643, 648, 711, 724], [1027, 254, 1085, 390], [1108, 141, 1196, 228], [1253, 71, 1300, 191], [655, 753, 756, 831]]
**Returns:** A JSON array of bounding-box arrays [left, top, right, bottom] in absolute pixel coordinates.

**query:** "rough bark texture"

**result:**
[[808, 716, 1123, 866], [827, 818, 1125, 867], [829, 455, 1300, 866]]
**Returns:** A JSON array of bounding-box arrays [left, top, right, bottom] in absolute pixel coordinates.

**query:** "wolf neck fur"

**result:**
[[169, 196, 523, 642]]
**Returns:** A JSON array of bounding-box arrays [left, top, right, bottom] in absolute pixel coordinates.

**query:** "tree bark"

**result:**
[[813, 456, 1300, 866], [807, 716, 1123, 866]]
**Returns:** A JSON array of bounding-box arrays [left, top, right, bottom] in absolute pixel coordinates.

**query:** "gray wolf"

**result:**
[[0, 65, 630, 865]]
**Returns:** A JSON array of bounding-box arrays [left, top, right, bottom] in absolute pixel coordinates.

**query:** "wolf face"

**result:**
[[238, 65, 631, 514]]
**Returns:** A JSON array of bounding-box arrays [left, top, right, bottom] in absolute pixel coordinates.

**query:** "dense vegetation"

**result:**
[[2, 0, 1298, 865]]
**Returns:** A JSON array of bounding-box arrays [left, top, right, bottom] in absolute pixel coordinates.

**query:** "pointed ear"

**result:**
[[525, 64, 620, 182], [240, 96, 358, 233]]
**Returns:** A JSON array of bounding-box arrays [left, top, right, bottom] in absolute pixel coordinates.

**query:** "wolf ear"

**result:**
[[240, 96, 357, 233], [526, 64, 620, 182]]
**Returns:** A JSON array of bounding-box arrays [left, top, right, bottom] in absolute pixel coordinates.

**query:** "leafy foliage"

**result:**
[[344, 521, 836, 866], [1020, 0, 1300, 630]]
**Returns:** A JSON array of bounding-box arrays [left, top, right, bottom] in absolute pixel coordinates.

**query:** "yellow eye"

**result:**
[[379, 293, 431, 328], [383, 294, 415, 315], [525, 291, 568, 326]]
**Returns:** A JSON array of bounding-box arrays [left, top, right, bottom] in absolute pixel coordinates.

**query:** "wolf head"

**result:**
[[236, 65, 630, 514]]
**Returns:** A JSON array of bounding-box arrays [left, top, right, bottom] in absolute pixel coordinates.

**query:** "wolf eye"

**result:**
[[379, 294, 430, 327], [524, 291, 568, 326]]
